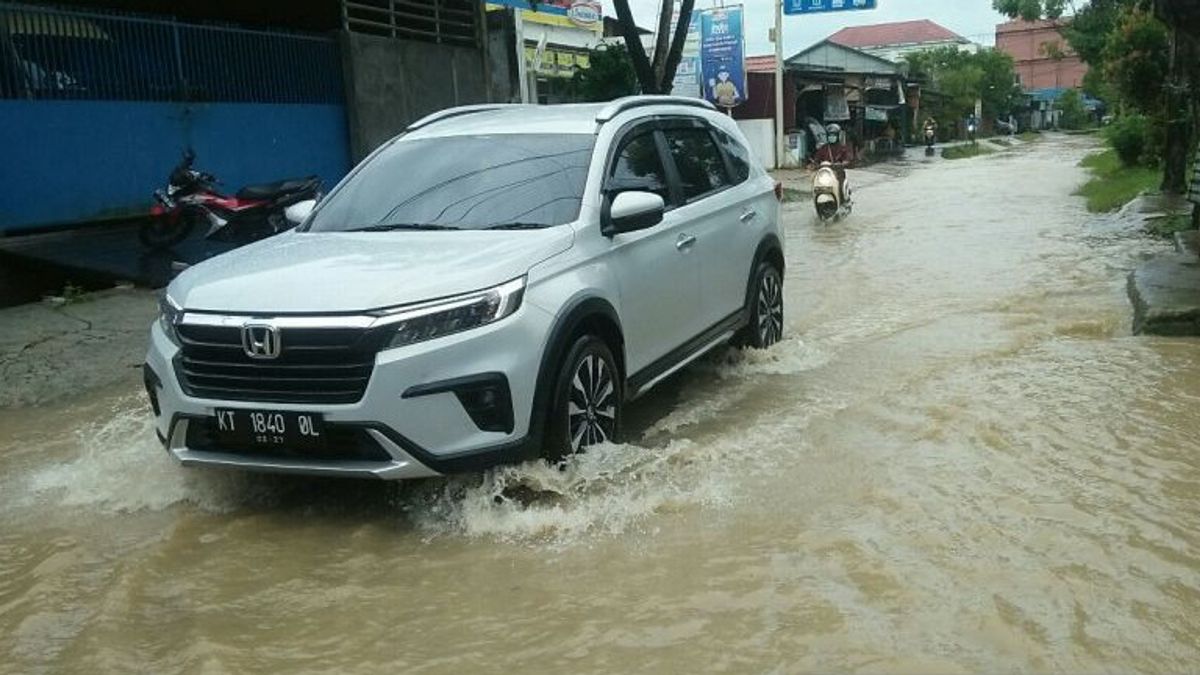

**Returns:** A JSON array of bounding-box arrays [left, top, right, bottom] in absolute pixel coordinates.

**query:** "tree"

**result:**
[[1103, 5, 1170, 114], [905, 47, 1023, 122], [611, 0, 694, 95], [1057, 88, 1090, 128], [993, 0, 1072, 20], [569, 45, 639, 102]]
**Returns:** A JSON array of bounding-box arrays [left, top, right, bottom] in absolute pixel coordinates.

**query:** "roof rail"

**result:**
[[595, 96, 717, 124], [407, 104, 532, 131]]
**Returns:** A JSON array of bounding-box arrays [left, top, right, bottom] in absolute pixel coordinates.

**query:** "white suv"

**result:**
[[143, 96, 784, 480]]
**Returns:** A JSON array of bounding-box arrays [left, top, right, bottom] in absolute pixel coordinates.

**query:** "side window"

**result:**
[[714, 128, 752, 184], [663, 127, 730, 201], [608, 131, 671, 203]]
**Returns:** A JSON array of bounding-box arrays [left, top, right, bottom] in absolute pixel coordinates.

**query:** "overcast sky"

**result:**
[[601, 0, 1011, 57]]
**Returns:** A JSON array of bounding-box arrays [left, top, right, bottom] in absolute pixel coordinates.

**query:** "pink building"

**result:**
[[995, 19, 1089, 90]]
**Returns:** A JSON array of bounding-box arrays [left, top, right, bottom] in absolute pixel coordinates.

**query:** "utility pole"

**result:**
[[774, 0, 784, 169], [515, 9, 530, 103]]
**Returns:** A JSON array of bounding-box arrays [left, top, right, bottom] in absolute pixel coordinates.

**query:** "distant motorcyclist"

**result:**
[[812, 124, 851, 202]]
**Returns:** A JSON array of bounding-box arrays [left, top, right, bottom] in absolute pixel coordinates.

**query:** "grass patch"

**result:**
[[1017, 131, 1040, 142], [1073, 149, 1160, 212], [942, 143, 996, 160], [1145, 213, 1194, 239]]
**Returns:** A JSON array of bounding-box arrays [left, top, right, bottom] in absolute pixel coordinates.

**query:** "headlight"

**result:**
[[376, 277, 525, 349], [814, 169, 838, 188], [158, 293, 183, 344]]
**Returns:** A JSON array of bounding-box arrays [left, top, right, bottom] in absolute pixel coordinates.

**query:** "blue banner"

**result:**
[[699, 6, 746, 109], [784, 0, 877, 15]]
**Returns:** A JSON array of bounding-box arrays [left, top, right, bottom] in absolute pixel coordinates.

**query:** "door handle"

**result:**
[[675, 233, 697, 251], [740, 209, 758, 223]]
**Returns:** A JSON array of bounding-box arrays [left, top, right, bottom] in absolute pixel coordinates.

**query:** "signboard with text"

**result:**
[[699, 6, 746, 109], [784, 0, 876, 15], [486, 0, 603, 33], [671, 3, 702, 98]]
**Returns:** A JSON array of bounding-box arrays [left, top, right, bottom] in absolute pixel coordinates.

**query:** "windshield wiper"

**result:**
[[345, 223, 459, 232], [484, 222, 548, 230]]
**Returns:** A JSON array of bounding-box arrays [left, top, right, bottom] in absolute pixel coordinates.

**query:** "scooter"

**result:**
[[924, 128, 937, 156], [812, 161, 852, 222], [140, 150, 321, 249]]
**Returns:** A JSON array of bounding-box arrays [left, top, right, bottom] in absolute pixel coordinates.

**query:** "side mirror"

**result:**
[[284, 199, 316, 225], [602, 191, 664, 237]]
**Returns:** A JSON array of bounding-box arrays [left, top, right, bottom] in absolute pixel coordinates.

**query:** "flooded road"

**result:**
[[4, 135, 1200, 673]]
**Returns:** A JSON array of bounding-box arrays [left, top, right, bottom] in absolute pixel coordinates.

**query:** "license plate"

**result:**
[[212, 409, 326, 451]]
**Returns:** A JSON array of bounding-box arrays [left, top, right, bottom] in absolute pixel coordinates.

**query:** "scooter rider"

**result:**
[[813, 123, 851, 198], [923, 117, 938, 143]]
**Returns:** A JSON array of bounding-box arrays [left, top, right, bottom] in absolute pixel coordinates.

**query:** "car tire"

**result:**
[[742, 260, 784, 349], [544, 334, 621, 462]]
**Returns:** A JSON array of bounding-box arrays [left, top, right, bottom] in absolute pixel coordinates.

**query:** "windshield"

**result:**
[[306, 134, 595, 232]]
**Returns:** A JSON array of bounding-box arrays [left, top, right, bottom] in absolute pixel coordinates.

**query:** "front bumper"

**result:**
[[144, 303, 553, 480]]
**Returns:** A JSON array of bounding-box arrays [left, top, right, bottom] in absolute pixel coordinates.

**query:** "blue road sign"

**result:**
[[784, 0, 877, 15]]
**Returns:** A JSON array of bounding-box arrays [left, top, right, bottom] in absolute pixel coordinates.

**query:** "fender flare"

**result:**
[[743, 234, 785, 315], [527, 296, 624, 452]]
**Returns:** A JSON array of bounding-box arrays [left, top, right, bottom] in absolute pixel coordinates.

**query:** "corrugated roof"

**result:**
[[828, 19, 966, 48], [745, 55, 776, 73]]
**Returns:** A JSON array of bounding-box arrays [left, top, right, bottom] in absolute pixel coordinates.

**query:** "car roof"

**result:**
[[402, 96, 719, 140]]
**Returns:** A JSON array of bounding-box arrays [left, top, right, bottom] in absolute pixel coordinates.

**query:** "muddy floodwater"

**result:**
[[3, 136, 1200, 673]]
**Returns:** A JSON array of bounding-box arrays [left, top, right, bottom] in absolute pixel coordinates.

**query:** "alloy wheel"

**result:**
[[757, 269, 783, 347], [567, 353, 617, 452]]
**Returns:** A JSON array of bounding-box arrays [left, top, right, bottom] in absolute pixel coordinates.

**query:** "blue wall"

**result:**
[[0, 100, 350, 233]]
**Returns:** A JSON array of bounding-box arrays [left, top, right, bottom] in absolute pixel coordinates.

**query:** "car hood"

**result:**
[[170, 228, 574, 314]]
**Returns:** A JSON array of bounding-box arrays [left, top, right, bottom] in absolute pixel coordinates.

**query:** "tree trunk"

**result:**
[[659, 0, 695, 95], [650, 0, 674, 88], [612, 0, 659, 94], [1162, 24, 1191, 194]]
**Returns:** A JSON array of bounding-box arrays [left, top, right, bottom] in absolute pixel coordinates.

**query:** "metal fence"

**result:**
[[342, 0, 479, 47], [0, 3, 343, 103]]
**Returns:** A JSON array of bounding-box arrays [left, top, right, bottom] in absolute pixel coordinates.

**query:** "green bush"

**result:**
[[1058, 89, 1090, 130], [1105, 114, 1151, 167]]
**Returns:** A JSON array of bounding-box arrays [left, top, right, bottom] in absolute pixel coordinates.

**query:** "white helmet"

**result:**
[[825, 123, 841, 144]]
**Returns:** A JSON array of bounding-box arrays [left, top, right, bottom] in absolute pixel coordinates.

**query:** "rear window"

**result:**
[[663, 128, 730, 201], [714, 128, 752, 183], [306, 134, 595, 231]]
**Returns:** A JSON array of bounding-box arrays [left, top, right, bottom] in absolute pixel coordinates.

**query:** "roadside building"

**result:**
[[995, 19, 1087, 90], [1, 0, 525, 235], [491, 0, 606, 104], [733, 41, 917, 167], [828, 19, 976, 63]]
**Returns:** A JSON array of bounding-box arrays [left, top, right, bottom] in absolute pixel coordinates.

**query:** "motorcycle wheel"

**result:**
[[138, 212, 196, 250]]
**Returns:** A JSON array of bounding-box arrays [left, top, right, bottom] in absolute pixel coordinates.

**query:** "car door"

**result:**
[[660, 122, 756, 330], [603, 124, 702, 376]]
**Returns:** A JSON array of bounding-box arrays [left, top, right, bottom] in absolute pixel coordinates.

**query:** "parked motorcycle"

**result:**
[[812, 161, 852, 222], [140, 150, 321, 249], [924, 127, 937, 156]]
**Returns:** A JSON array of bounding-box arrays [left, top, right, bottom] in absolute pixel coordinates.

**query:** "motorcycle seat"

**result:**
[[237, 176, 320, 200]]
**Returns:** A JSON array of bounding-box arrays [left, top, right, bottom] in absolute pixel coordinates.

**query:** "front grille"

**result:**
[[176, 323, 380, 404], [185, 418, 393, 462]]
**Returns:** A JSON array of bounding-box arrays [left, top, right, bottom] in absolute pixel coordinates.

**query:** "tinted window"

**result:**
[[306, 134, 594, 231], [714, 128, 752, 183], [664, 128, 730, 201], [608, 132, 670, 202]]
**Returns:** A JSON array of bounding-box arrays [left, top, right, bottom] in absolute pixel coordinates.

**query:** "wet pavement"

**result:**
[[0, 221, 234, 306], [3, 135, 1200, 673]]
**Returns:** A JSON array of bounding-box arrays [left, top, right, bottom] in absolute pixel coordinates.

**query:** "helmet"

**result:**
[[825, 123, 841, 144]]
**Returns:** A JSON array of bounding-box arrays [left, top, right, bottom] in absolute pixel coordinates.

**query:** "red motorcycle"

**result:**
[[141, 150, 322, 249]]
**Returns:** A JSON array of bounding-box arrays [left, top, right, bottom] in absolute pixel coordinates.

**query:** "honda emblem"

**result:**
[[242, 323, 281, 359]]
